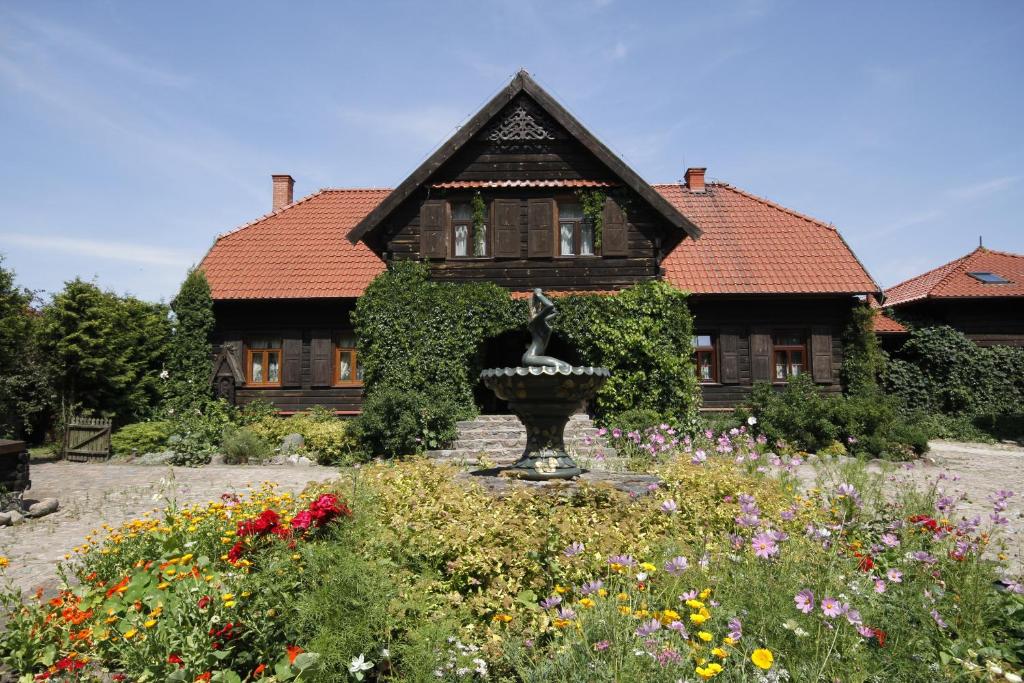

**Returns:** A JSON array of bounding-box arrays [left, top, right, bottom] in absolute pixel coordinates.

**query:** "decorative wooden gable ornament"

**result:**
[[209, 343, 246, 403]]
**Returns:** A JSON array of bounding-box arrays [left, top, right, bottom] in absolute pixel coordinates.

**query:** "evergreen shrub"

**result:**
[[110, 420, 174, 455], [220, 425, 272, 464]]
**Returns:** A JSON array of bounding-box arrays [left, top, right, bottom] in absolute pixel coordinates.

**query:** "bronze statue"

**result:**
[[522, 288, 571, 372]]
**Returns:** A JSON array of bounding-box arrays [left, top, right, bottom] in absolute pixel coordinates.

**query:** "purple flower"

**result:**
[[579, 580, 604, 596], [845, 608, 863, 626], [780, 509, 795, 522], [635, 618, 661, 637], [664, 556, 689, 575], [1000, 579, 1024, 594], [874, 579, 887, 594], [540, 595, 562, 609], [729, 533, 744, 550], [936, 495, 955, 513], [735, 513, 761, 529], [837, 483, 857, 497], [727, 617, 742, 641], [557, 606, 576, 620], [880, 533, 900, 548], [563, 541, 585, 558], [593, 639, 610, 652], [794, 589, 814, 614], [930, 609, 947, 630], [751, 532, 779, 559], [887, 568, 903, 583], [680, 590, 698, 602], [611, 428, 622, 439], [991, 512, 1009, 526], [691, 449, 707, 465], [667, 620, 689, 639], [608, 554, 637, 568], [647, 482, 660, 493], [660, 499, 678, 514], [857, 624, 874, 639], [821, 596, 842, 618], [912, 551, 937, 565], [770, 529, 789, 542], [597, 427, 608, 437]]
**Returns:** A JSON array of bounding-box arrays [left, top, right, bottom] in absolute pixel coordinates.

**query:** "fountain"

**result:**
[[479, 289, 610, 480]]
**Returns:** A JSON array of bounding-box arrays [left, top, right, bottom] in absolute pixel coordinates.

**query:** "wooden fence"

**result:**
[[64, 416, 112, 462]]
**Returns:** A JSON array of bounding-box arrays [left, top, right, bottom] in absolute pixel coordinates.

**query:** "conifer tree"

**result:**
[[168, 268, 215, 408]]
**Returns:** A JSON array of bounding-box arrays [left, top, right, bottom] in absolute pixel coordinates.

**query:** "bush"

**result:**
[[352, 383, 460, 458], [166, 398, 238, 466], [244, 404, 358, 465], [220, 425, 272, 464], [741, 374, 928, 459], [110, 420, 174, 455]]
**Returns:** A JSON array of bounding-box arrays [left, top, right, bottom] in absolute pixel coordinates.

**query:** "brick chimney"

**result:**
[[684, 167, 706, 193], [272, 174, 294, 211]]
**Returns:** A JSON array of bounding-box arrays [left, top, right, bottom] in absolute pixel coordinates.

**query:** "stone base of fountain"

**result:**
[[479, 366, 610, 481]]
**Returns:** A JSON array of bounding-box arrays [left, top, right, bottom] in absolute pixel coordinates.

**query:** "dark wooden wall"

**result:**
[[212, 299, 364, 414], [891, 298, 1024, 347], [688, 296, 856, 410]]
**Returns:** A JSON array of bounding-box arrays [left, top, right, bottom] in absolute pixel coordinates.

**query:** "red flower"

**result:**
[[872, 627, 887, 647], [198, 595, 211, 610], [291, 510, 314, 531], [253, 664, 267, 678], [227, 541, 246, 563], [168, 653, 184, 665], [195, 674, 212, 682], [105, 576, 130, 598], [287, 645, 304, 664], [858, 554, 874, 572]]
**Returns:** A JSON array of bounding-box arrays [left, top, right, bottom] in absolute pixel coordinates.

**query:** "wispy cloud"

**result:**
[[948, 175, 1019, 201], [607, 40, 629, 61], [0, 232, 196, 268]]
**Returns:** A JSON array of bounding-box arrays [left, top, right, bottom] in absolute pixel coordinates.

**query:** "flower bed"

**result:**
[[1, 430, 1022, 681]]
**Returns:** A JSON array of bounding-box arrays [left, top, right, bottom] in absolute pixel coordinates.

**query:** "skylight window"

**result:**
[[967, 271, 1011, 284]]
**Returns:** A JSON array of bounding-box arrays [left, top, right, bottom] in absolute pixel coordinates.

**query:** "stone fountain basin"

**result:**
[[480, 366, 610, 403]]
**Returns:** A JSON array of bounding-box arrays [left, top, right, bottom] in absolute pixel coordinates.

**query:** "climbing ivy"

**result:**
[[840, 302, 885, 397], [577, 189, 607, 250], [471, 192, 487, 257]]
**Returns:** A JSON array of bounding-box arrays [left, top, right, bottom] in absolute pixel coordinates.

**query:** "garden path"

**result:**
[[0, 462, 337, 597]]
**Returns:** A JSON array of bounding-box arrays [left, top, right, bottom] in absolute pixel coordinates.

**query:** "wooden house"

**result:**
[[200, 71, 880, 414], [881, 247, 1024, 348]]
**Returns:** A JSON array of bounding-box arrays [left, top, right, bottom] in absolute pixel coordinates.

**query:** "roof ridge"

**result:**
[[883, 252, 972, 303], [212, 189, 331, 243], [969, 245, 1023, 259]]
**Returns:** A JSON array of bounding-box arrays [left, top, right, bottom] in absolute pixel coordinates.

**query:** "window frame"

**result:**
[[245, 339, 283, 387], [692, 333, 718, 384], [333, 335, 363, 387], [771, 331, 807, 382], [449, 199, 490, 259], [556, 198, 598, 258]]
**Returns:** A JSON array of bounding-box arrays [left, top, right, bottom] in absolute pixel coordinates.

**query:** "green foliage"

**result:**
[[471, 191, 487, 257], [246, 405, 359, 465], [576, 189, 606, 250], [556, 281, 701, 426], [110, 420, 174, 455], [220, 424, 272, 464], [351, 261, 522, 457], [841, 302, 884, 396], [168, 268, 215, 410], [741, 374, 928, 459], [38, 279, 170, 428], [167, 398, 238, 465]]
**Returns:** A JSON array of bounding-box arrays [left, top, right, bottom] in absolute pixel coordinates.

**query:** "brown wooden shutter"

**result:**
[[419, 200, 448, 258], [527, 198, 555, 257], [281, 331, 302, 387], [493, 199, 520, 258], [601, 197, 628, 256], [811, 327, 834, 383], [751, 329, 772, 382], [719, 330, 740, 384], [310, 331, 332, 387]]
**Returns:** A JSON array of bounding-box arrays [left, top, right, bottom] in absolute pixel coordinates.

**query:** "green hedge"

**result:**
[[351, 263, 701, 457]]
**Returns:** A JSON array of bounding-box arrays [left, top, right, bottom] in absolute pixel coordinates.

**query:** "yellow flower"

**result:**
[[690, 613, 708, 625], [711, 647, 728, 659], [751, 648, 774, 670], [698, 631, 713, 642], [579, 598, 596, 609], [224, 601, 236, 608], [618, 606, 632, 616], [554, 585, 568, 594], [124, 629, 137, 640], [597, 588, 608, 597], [699, 588, 712, 600], [695, 662, 723, 679], [685, 599, 705, 609], [144, 619, 157, 629], [661, 609, 681, 622], [292, 553, 301, 561], [616, 592, 630, 602], [157, 582, 170, 590], [553, 618, 572, 629], [180, 553, 194, 563], [221, 593, 234, 601], [640, 562, 657, 572], [491, 613, 513, 623], [723, 636, 736, 646], [0, 556, 9, 569]]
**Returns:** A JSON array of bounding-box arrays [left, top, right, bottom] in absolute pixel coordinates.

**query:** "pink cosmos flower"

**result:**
[[635, 618, 661, 637], [821, 597, 842, 618], [691, 449, 707, 465], [660, 499, 678, 514], [887, 568, 903, 583], [874, 579, 887, 594], [751, 532, 779, 559], [563, 541, 585, 558], [593, 640, 610, 652], [664, 556, 689, 576], [880, 533, 899, 547], [794, 589, 814, 614]]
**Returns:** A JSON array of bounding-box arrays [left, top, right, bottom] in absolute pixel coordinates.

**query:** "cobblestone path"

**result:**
[[0, 462, 338, 596]]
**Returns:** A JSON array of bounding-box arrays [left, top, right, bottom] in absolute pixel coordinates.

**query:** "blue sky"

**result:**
[[1, 0, 1022, 302]]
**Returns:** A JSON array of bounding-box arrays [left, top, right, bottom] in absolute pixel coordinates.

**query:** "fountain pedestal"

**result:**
[[480, 367, 609, 480]]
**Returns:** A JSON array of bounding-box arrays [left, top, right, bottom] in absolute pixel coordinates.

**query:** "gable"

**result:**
[[346, 70, 700, 254], [885, 247, 1024, 306]]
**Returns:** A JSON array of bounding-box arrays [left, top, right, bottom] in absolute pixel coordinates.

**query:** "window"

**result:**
[[967, 271, 1011, 284], [334, 333, 363, 385], [451, 202, 487, 257], [246, 339, 281, 386], [772, 332, 806, 381], [692, 334, 717, 383], [558, 202, 594, 256]]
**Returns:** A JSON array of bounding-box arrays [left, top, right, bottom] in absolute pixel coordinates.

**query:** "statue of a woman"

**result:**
[[522, 288, 572, 371]]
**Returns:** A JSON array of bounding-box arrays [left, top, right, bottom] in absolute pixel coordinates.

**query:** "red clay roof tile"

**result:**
[[656, 183, 879, 295], [884, 247, 1024, 306], [201, 181, 879, 300]]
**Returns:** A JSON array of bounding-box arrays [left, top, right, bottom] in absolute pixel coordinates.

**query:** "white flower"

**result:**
[[159, 369, 170, 380], [349, 654, 373, 674], [747, 416, 758, 426]]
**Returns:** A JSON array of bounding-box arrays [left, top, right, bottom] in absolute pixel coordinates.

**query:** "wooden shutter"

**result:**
[[750, 329, 772, 382], [527, 199, 555, 257], [811, 327, 834, 383], [419, 200, 448, 258], [601, 197, 628, 256], [493, 199, 520, 258], [281, 331, 302, 387], [719, 330, 740, 384], [310, 331, 332, 387]]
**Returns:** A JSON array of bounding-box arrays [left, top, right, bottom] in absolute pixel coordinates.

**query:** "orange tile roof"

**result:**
[[201, 181, 879, 300], [200, 189, 389, 300], [884, 247, 1024, 306], [868, 298, 908, 333], [656, 183, 879, 295]]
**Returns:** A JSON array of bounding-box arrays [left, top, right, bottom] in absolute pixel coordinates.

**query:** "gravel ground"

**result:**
[[0, 461, 338, 596]]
